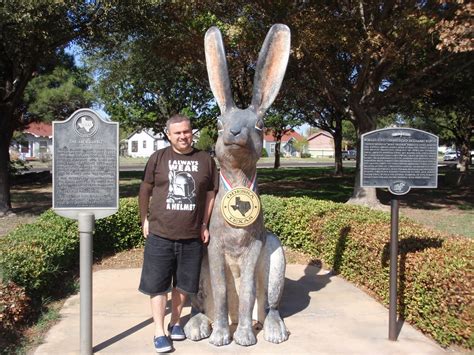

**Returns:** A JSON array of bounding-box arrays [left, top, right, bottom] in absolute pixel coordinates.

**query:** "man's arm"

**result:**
[[200, 190, 216, 243], [138, 181, 153, 238]]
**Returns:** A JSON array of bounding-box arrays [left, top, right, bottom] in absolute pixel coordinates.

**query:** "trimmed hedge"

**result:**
[[0, 210, 78, 295], [0, 195, 472, 348], [261, 195, 473, 349], [0, 198, 143, 298], [94, 197, 143, 255]]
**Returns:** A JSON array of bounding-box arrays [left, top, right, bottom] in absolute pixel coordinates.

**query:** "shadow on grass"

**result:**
[[258, 167, 355, 202], [378, 166, 474, 211], [10, 166, 473, 218]]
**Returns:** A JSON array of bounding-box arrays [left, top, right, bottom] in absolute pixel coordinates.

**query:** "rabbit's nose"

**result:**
[[230, 128, 241, 136]]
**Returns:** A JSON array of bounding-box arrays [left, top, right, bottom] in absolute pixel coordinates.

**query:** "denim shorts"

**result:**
[[138, 234, 203, 296]]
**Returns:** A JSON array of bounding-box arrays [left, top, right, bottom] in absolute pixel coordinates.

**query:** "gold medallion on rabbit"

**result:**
[[220, 187, 261, 227]]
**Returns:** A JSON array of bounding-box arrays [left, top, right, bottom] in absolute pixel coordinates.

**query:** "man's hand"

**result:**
[[200, 224, 209, 244], [142, 218, 149, 238]]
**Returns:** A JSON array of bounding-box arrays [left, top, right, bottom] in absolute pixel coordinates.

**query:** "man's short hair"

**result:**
[[166, 114, 191, 132]]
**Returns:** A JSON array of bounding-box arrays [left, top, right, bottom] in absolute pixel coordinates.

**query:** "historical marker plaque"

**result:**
[[53, 108, 119, 219], [361, 128, 438, 195]]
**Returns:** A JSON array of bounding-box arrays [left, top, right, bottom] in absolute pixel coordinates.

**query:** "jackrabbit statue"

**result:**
[[184, 24, 291, 347]]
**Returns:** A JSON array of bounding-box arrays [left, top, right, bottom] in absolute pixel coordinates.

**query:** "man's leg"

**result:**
[[170, 287, 187, 326], [151, 294, 168, 337]]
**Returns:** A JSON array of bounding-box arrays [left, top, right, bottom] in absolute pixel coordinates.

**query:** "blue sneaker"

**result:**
[[168, 323, 186, 340], [153, 335, 172, 353]]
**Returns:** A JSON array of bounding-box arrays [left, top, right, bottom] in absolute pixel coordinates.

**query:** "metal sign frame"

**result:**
[[361, 127, 438, 195], [52, 108, 119, 219]]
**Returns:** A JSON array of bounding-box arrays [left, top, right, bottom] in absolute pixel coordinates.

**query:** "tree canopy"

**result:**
[[1, 1, 472, 214], [0, 1, 111, 214], [23, 54, 93, 122]]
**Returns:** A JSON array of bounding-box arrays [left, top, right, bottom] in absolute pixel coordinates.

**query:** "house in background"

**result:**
[[307, 130, 334, 157], [126, 129, 170, 158], [10, 122, 52, 160], [263, 129, 303, 157]]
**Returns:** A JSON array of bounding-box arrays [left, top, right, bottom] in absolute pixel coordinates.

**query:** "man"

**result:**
[[138, 114, 218, 353]]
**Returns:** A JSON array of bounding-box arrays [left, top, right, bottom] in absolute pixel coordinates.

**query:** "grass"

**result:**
[[3, 302, 64, 355], [113, 166, 474, 237], [5, 165, 474, 239]]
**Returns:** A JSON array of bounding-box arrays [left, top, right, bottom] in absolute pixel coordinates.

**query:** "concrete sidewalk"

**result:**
[[34, 265, 445, 354]]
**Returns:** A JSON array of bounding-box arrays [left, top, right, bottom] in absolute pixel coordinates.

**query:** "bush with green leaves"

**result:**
[[0, 281, 31, 335], [261, 195, 473, 349], [0, 210, 78, 296], [94, 197, 143, 255], [0, 198, 143, 299]]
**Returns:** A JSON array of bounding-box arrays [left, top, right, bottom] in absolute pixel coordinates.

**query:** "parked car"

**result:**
[[443, 150, 459, 161], [342, 150, 357, 160]]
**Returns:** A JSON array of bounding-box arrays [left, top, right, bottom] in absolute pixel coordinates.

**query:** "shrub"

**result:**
[[0, 281, 31, 334], [261, 148, 268, 157], [300, 152, 312, 158], [0, 198, 144, 343], [0, 198, 143, 298], [0, 210, 78, 296], [261, 195, 473, 349], [94, 197, 143, 255]]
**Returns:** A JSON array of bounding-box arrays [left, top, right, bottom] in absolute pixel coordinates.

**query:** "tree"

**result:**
[[23, 56, 93, 122], [300, 105, 347, 175], [402, 65, 473, 178], [74, 1, 471, 208], [195, 127, 216, 152], [285, 1, 473, 207], [293, 136, 308, 157], [0, 1, 106, 215], [265, 110, 303, 168], [88, 38, 216, 134], [433, 0, 473, 53]]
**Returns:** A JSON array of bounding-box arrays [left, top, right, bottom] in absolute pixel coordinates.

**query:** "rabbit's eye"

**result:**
[[255, 119, 264, 131], [217, 119, 224, 132]]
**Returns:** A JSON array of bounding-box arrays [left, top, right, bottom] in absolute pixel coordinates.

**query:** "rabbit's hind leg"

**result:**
[[262, 232, 289, 344]]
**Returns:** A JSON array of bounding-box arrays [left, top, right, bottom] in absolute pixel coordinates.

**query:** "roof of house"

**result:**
[[24, 122, 52, 137], [264, 129, 303, 142], [307, 130, 333, 141], [127, 129, 166, 140]]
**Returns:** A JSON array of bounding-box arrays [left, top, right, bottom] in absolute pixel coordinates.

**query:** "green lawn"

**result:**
[[8, 165, 473, 238]]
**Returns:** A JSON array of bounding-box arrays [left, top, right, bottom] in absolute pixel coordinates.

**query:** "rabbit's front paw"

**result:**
[[233, 324, 257, 346], [263, 309, 289, 343], [209, 324, 231, 346]]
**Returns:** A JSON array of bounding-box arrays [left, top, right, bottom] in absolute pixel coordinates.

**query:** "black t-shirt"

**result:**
[[142, 146, 218, 240]]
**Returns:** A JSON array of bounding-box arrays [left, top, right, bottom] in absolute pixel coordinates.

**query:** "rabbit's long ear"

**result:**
[[251, 24, 290, 117], [205, 27, 235, 115]]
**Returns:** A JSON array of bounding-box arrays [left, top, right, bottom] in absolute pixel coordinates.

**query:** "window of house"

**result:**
[[39, 141, 48, 152], [131, 141, 138, 152], [21, 142, 29, 153], [154, 140, 158, 151], [143, 140, 146, 149], [270, 143, 276, 153]]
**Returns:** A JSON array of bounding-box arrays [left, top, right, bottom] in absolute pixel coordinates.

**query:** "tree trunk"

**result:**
[[457, 134, 472, 172], [274, 140, 281, 169], [333, 117, 343, 176], [456, 134, 471, 185], [0, 124, 13, 216], [346, 110, 385, 209]]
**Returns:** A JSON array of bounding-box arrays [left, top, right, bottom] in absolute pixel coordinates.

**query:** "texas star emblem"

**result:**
[[220, 187, 261, 227]]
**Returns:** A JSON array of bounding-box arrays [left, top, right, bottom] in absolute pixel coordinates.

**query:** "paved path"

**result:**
[[35, 265, 445, 354]]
